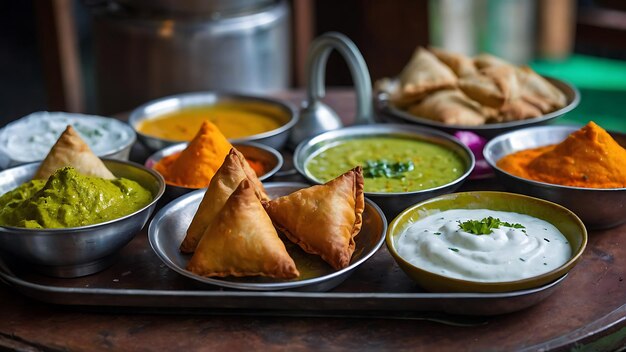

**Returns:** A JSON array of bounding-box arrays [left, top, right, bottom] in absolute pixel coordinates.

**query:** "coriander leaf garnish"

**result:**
[[363, 160, 414, 179], [457, 216, 525, 235]]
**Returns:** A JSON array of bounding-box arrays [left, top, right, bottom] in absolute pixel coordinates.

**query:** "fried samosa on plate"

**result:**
[[428, 47, 478, 77], [516, 66, 567, 113], [407, 89, 487, 126], [458, 65, 520, 108], [186, 179, 299, 279], [180, 148, 268, 253], [34, 125, 115, 180], [263, 167, 365, 270], [398, 47, 457, 104]]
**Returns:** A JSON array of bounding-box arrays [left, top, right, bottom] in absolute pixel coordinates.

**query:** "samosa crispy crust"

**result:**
[[34, 125, 115, 180], [180, 148, 268, 253], [263, 167, 365, 270], [186, 179, 299, 279]]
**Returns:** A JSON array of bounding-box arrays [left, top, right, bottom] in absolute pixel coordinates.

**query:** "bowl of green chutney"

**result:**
[[0, 159, 165, 277], [294, 124, 475, 218]]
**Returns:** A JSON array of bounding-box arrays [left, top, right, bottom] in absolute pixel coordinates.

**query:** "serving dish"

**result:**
[[294, 124, 475, 218], [387, 191, 587, 293], [148, 182, 387, 291], [128, 92, 297, 151], [484, 125, 626, 229], [145, 141, 284, 201], [0, 159, 165, 278], [0, 111, 136, 169], [375, 77, 580, 139]]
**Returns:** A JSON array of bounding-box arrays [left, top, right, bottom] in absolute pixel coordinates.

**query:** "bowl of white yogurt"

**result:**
[[386, 191, 587, 293], [0, 111, 136, 169]]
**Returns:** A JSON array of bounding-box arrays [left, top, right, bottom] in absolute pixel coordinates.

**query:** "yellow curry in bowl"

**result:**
[[305, 137, 465, 193], [136, 102, 283, 142]]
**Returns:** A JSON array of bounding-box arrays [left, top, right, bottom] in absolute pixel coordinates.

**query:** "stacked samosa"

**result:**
[[183, 150, 365, 278]]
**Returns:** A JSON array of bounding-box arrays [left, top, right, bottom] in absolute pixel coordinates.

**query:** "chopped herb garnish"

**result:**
[[457, 216, 525, 235], [433, 232, 442, 236], [363, 160, 414, 179], [543, 238, 550, 242], [448, 248, 459, 252]]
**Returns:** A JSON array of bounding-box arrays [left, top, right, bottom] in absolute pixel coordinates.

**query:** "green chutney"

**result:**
[[305, 137, 465, 193], [0, 167, 153, 229]]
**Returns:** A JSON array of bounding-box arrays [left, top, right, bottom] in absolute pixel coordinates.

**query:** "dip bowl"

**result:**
[[375, 76, 580, 139], [145, 141, 284, 202], [294, 124, 475, 219], [483, 125, 626, 229], [0, 160, 165, 278], [0, 111, 136, 170], [129, 92, 297, 152], [386, 191, 587, 293]]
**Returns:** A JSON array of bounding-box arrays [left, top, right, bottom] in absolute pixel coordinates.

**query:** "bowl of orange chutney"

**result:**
[[129, 92, 297, 151]]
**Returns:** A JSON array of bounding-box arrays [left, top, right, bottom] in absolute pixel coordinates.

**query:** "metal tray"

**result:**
[[0, 225, 567, 318]]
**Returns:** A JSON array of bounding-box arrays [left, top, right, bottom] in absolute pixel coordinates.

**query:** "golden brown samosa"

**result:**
[[187, 179, 299, 279], [263, 167, 365, 270], [398, 47, 457, 103], [428, 47, 478, 77], [516, 66, 567, 113], [497, 99, 543, 122], [180, 148, 269, 253], [458, 65, 520, 108], [33, 125, 115, 180], [407, 89, 487, 126]]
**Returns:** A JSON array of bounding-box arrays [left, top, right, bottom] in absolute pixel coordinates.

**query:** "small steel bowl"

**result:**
[[484, 125, 626, 229], [294, 124, 475, 219], [128, 92, 297, 152], [0, 159, 165, 278], [145, 141, 283, 202], [386, 191, 587, 292], [0, 111, 136, 170], [375, 76, 580, 139]]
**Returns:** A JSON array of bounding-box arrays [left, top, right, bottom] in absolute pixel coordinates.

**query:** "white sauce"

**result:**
[[396, 209, 571, 282], [0, 112, 134, 167]]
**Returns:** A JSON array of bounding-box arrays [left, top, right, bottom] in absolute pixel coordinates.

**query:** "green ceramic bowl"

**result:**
[[386, 191, 587, 293]]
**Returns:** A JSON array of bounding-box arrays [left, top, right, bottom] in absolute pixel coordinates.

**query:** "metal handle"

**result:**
[[305, 32, 373, 125]]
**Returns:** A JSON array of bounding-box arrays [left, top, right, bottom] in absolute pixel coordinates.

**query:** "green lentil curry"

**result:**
[[0, 167, 153, 228], [305, 137, 465, 193]]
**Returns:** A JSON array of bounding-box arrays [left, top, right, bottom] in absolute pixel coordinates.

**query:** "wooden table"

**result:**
[[1, 90, 625, 351]]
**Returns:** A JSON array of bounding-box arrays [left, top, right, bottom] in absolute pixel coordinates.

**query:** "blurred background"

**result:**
[[1, 0, 625, 130]]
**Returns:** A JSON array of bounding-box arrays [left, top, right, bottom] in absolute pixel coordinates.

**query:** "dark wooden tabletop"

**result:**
[[1, 89, 625, 351]]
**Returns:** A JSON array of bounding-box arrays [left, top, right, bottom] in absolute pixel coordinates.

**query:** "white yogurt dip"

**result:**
[[0, 111, 135, 168], [396, 209, 571, 282]]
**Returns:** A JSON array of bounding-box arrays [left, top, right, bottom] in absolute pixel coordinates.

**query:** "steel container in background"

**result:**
[[92, 0, 291, 115]]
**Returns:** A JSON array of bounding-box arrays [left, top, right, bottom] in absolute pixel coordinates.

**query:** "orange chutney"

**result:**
[[497, 122, 626, 188], [137, 103, 282, 141]]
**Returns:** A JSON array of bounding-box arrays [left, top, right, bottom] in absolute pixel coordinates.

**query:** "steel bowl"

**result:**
[[145, 141, 283, 202], [294, 124, 475, 219], [386, 191, 587, 293], [128, 92, 297, 152], [148, 182, 387, 291], [484, 125, 626, 229], [0, 160, 165, 278], [375, 76, 580, 139], [0, 111, 136, 170]]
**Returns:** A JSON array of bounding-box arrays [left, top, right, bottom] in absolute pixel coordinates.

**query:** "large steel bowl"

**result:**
[[128, 92, 297, 151], [294, 124, 475, 219], [0, 160, 165, 277], [375, 76, 580, 139], [484, 125, 626, 229]]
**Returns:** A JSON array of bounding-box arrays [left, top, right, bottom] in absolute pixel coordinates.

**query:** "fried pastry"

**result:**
[[34, 125, 115, 180], [473, 53, 514, 70], [180, 148, 268, 253], [263, 167, 365, 270], [428, 47, 478, 77], [407, 89, 487, 126], [186, 179, 299, 279], [497, 99, 543, 122], [398, 47, 457, 103], [458, 65, 520, 108], [516, 66, 567, 112]]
